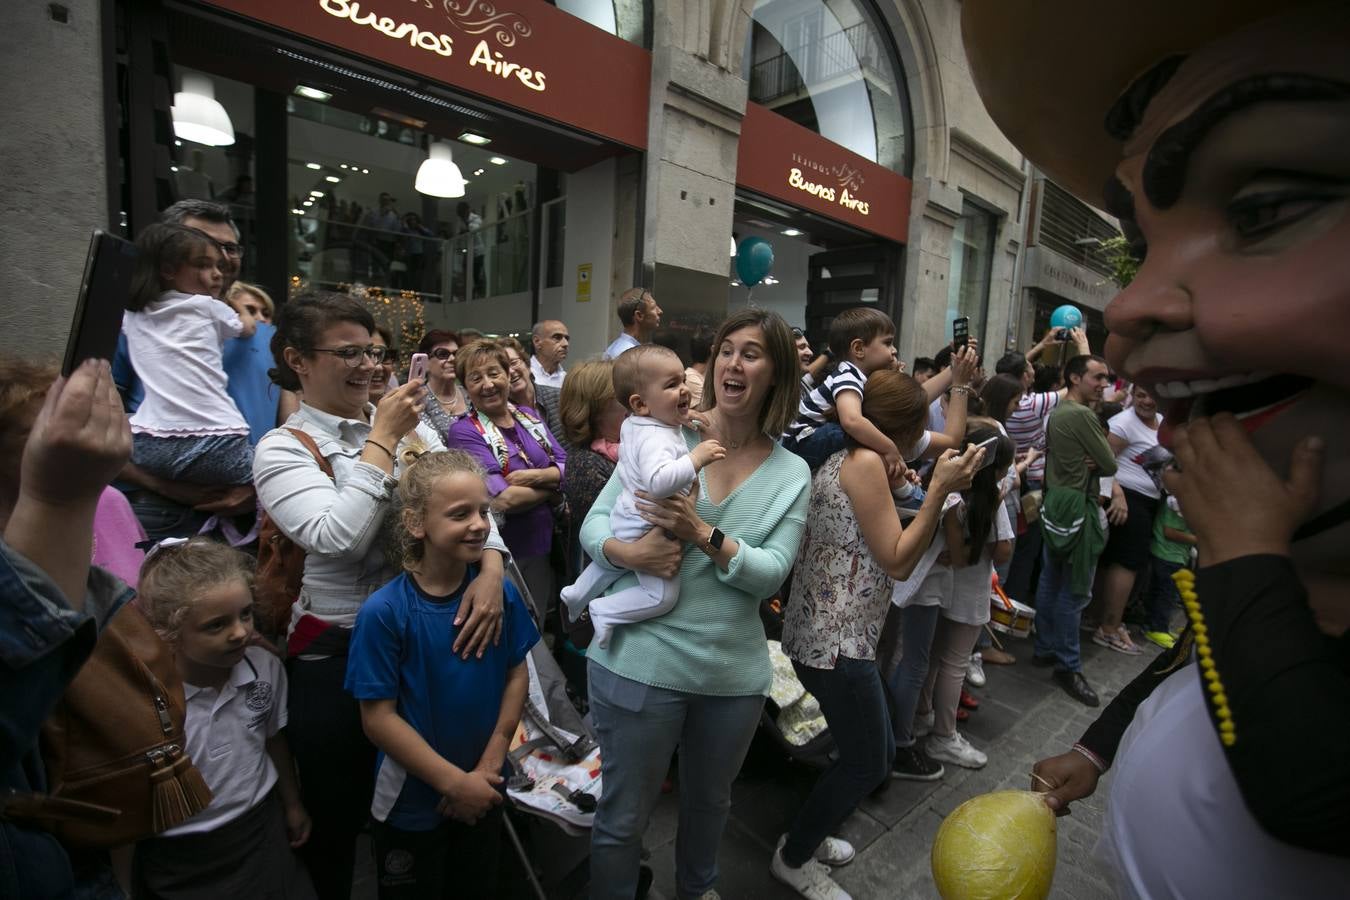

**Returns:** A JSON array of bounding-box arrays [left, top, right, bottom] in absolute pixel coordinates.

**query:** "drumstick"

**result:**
[[1029, 772, 1056, 791]]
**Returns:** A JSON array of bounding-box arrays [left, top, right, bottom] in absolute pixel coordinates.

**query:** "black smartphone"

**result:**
[[952, 316, 970, 350], [62, 230, 138, 376], [974, 434, 1001, 470]]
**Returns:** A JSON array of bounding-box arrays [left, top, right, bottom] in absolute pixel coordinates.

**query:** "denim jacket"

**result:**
[[1, 540, 133, 900]]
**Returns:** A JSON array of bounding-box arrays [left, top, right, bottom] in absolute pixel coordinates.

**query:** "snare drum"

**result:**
[[990, 596, 1036, 639]]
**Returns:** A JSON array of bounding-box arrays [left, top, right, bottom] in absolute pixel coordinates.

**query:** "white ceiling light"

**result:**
[[291, 208, 306, 215], [172, 73, 235, 146], [782, 228, 803, 237], [458, 131, 491, 146], [294, 85, 332, 102], [325, 175, 341, 183], [306, 162, 322, 170], [361, 168, 370, 174], [730, 237, 737, 257], [488, 156, 507, 166], [415, 141, 466, 198], [309, 190, 324, 198]]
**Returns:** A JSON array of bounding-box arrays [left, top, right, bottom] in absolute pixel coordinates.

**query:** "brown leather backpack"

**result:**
[[254, 428, 334, 638], [35, 601, 212, 847]]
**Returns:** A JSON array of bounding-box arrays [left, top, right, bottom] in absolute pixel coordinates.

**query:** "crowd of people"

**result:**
[[5, 5, 1350, 897]]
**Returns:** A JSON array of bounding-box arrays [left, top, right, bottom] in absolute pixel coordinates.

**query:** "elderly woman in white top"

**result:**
[[252, 292, 509, 900]]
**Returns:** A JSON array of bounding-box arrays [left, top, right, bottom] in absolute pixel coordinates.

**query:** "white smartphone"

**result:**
[[407, 352, 429, 383], [973, 434, 1001, 470]]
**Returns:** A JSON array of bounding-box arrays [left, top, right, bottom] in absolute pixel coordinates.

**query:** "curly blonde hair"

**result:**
[[138, 537, 255, 643], [396, 450, 488, 571]]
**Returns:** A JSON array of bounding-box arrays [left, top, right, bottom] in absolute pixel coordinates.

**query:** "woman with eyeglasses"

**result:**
[[416, 329, 470, 442], [253, 293, 511, 900], [447, 339, 567, 627]]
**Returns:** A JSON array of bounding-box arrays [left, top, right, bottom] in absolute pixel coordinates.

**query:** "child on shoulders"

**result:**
[[346, 450, 539, 899], [560, 345, 725, 647], [123, 223, 257, 486], [135, 537, 314, 900]]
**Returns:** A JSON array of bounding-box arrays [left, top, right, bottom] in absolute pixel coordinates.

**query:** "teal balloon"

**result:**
[[1050, 305, 1083, 329], [736, 237, 775, 288]]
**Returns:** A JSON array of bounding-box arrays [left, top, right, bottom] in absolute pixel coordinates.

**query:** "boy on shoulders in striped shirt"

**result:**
[[782, 308, 905, 476]]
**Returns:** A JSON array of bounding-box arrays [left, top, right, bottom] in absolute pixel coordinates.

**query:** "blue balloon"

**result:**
[[1050, 304, 1084, 329], [735, 237, 775, 288]]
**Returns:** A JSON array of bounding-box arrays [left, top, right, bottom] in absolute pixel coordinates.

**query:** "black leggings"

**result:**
[[288, 656, 377, 900]]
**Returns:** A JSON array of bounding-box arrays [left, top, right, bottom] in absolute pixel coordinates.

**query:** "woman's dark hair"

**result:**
[[980, 374, 1025, 425], [1032, 363, 1061, 393], [1097, 401, 1124, 430], [374, 325, 395, 347], [128, 223, 218, 312], [268, 291, 376, 391], [961, 419, 1015, 562], [418, 329, 460, 355], [994, 351, 1030, 379], [689, 328, 714, 366]]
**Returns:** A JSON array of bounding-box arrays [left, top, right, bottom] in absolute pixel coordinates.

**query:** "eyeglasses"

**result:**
[[216, 242, 244, 259], [312, 345, 389, 366], [429, 348, 455, 361]]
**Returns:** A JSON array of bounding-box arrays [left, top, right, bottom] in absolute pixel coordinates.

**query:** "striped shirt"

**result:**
[[1005, 390, 1061, 483], [785, 360, 866, 442]]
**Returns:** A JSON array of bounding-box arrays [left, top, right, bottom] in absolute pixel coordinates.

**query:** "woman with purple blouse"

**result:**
[[447, 339, 566, 624]]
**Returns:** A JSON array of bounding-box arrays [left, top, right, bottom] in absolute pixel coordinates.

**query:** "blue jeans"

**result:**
[[1033, 546, 1094, 672], [783, 423, 846, 471], [1143, 557, 1185, 633], [783, 657, 895, 867], [587, 661, 763, 900], [887, 604, 940, 746], [123, 489, 209, 543]]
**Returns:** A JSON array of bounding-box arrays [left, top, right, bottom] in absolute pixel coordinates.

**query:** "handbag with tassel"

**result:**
[[30, 601, 213, 847]]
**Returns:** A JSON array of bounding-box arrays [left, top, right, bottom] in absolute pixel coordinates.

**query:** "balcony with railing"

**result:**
[[748, 22, 882, 106], [1035, 180, 1121, 277]]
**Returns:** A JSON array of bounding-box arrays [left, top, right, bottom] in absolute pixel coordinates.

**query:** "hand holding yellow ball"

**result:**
[[931, 790, 1057, 899]]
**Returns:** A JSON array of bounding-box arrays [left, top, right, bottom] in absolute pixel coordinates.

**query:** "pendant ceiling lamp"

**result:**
[[415, 142, 466, 198], [171, 73, 235, 147]]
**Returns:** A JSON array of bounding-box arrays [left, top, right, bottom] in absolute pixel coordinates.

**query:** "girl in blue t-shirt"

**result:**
[[346, 450, 539, 899]]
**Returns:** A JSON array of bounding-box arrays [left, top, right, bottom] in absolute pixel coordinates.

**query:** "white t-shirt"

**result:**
[[891, 494, 1012, 623], [1097, 665, 1350, 898], [124, 291, 248, 437], [162, 647, 285, 835], [1108, 409, 1163, 498], [529, 355, 565, 389]]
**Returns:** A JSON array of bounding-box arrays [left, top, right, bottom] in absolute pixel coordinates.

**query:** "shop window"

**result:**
[[285, 96, 537, 305], [743, 0, 911, 174], [946, 200, 998, 346]]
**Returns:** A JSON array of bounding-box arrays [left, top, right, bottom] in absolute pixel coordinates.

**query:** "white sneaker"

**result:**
[[913, 709, 934, 738], [777, 833, 854, 867], [770, 846, 853, 900], [966, 652, 987, 687], [926, 731, 988, 769]]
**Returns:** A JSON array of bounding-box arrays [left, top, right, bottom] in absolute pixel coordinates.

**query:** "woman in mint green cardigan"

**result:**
[[578, 309, 811, 900]]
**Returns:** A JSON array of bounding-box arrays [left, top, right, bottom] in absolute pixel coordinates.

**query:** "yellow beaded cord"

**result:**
[[1173, 568, 1236, 746]]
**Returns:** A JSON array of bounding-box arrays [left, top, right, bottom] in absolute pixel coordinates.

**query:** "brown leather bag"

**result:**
[[36, 601, 212, 847], [254, 428, 334, 637]]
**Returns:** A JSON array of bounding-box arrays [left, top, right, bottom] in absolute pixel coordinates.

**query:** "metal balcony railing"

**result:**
[[1036, 180, 1121, 277], [749, 22, 880, 105]]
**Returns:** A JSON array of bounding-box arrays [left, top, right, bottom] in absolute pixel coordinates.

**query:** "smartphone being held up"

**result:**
[[62, 230, 138, 376], [952, 316, 970, 351], [974, 434, 1001, 470], [406, 352, 429, 384]]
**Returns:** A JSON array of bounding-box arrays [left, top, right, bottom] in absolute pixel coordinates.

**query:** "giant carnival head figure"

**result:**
[[963, 0, 1350, 592]]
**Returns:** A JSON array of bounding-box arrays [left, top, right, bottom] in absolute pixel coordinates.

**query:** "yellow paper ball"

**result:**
[[931, 790, 1057, 899]]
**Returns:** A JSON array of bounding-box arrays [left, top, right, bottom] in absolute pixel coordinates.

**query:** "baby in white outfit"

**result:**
[[561, 345, 725, 647]]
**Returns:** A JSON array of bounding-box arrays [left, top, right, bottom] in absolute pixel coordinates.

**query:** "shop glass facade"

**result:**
[[742, 0, 911, 174], [946, 199, 997, 346]]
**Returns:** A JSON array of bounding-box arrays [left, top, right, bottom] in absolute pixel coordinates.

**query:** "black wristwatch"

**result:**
[[702, 527, 726, 554]]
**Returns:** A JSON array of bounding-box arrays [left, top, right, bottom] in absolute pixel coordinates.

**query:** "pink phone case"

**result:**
[[408, 352, 429, 382]]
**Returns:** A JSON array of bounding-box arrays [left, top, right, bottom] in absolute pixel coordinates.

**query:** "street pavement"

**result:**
[[352, 630, 1156, 899], [642, 631, 1156, 900]]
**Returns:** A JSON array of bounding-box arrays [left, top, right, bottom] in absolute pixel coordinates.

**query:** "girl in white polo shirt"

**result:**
[[134, 538, 315, 900]]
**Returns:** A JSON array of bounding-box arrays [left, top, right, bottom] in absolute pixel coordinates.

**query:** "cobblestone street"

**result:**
[[641, 632, 1155, 900]]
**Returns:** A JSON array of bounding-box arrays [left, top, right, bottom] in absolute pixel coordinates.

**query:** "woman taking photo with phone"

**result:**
[[417, 329, 469, 441], [774, 370, 983, 900]]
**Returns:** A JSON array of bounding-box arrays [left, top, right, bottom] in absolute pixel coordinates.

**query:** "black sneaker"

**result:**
[[891, 744, 945, 781], [1052, 670, 1100, 707]]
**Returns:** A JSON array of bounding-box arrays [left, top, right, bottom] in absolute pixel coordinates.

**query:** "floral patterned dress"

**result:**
[[781, 450, 894, 670]]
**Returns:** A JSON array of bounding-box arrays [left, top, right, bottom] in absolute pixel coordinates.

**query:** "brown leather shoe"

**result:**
[[981, 646, 1016, 665]]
